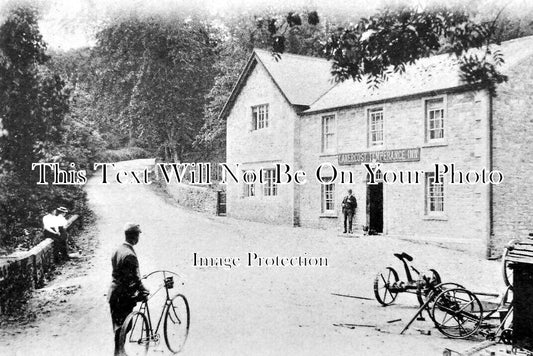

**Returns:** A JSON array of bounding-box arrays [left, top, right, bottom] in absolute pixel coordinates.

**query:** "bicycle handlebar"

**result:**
[[142, 269, 183, 281]]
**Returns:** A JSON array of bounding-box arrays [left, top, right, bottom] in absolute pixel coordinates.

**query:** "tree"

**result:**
[[259, 6, 508, 95], [0, 6, 69, 180], [91, 15, 217, 162], [48, 48, 106, 168], [0, 6, 90, 251]]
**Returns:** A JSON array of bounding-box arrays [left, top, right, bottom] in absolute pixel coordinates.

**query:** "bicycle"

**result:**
[[119, 270, 190, 355]]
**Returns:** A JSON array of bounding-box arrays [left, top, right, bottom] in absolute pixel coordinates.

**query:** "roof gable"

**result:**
[[219, 49, 335, 119], [253, 49, 335, 106]]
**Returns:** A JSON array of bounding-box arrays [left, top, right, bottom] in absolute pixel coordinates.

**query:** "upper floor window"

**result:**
[[321, 114, 336, 153], [426, 98, 445, 141], [252, 104, 269, 130], [263, 168, 278, 196], [368, 108, 384, 146], [425, 173, 444, 214]]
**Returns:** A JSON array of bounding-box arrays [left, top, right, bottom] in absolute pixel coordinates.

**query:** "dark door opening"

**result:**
[[366, 183, 383, 234], [217, 191, 226, 216]]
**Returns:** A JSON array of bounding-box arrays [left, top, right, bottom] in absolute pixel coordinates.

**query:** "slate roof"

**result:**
[[303, 35, 533, 115], [219, 49, 335, 119], [253, 49, 335, 106]]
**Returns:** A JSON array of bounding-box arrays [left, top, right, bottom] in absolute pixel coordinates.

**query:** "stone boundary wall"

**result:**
[[160, 181, 219, 215], [0, 215, 79, 314]]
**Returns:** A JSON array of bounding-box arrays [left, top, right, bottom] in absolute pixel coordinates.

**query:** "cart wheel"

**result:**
[[374, 267, 399, 306], [431, 288, 483, 339], [420, 282, 465, 319], [416, 269, 442, 307], [502, 248, 514, 290]]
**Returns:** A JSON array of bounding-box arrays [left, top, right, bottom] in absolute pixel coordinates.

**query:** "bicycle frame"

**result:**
[[126, 270, 183, 346]]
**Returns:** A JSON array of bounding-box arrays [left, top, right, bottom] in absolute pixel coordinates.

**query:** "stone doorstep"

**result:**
[[334, 231, 483, 248], [338, 232, 365, 238]]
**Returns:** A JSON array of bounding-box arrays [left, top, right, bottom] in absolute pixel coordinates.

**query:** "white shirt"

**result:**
[[56, 215, 68, 228], [43, 213, 59, 233]]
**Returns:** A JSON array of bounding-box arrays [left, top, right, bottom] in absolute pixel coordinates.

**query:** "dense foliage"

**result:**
[[0, 7, 69, 179], [90, 15, 217, 162], [0, 6, 90, 251], [259, 6, 510, 94]]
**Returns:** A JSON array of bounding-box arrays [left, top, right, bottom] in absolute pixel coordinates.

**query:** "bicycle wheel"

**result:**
[[431, 288, 483, 339], [373, 267, 399, 306], [120, 311, 150, 356], [164, 294, 190, 353], [502, 248, 514, 289], [416, 269, 442, 307]]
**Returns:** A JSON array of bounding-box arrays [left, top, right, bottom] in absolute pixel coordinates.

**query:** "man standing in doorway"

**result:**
[[342, 189, 358, 234], [108, 223, 149, 356]]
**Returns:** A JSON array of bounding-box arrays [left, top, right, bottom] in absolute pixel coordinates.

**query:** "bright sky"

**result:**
[[0, 0, 529, 50], [34, 0, 381, 50]]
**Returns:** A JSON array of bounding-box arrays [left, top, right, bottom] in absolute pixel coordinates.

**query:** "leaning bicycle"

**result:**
[[119, 270, 190, 355]]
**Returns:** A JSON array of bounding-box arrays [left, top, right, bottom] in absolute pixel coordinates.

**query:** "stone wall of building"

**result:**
[[491, 55, 533, 257], [297, 89, 491, 242], [225, 62, 296, 225]]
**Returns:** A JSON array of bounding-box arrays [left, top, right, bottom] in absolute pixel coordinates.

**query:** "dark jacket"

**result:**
[[342, 195, 357, 212], [108, 243, 147, 304]]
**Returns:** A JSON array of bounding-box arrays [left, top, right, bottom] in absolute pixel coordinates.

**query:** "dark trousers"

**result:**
[[110, 295, 136, 355], [44, 230, 68, 262], [343, 210, 354, 233]]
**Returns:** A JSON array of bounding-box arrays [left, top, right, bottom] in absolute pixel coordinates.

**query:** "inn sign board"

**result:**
[[338, 148, 421, 165]]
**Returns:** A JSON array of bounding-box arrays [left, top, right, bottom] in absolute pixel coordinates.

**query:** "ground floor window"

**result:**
[[321, 183, 335, 213], [243, 170, 255, 197], [426, 173, 444, 213], [263, 168, 277, 196]]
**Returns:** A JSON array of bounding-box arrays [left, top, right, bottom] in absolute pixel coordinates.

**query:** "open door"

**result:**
[[366, 183, 383, 234]]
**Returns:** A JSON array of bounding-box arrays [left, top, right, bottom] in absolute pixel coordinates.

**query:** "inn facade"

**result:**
[[221, 37, 533, 257]]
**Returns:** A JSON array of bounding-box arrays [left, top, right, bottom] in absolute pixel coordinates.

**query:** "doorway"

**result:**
[[366, 183, 383, 234]]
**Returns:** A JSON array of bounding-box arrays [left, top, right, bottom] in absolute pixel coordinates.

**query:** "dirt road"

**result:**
[[0, 161, 505, 355]]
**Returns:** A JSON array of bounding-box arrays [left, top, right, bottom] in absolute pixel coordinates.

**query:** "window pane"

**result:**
[[322, 115, 335, 152], [263, 169, 277, 196], [252, 104, 269, 130], [322, 183, 335, 212], [426, 174, 444, 213], [369, 109, 384, 145], [426, 99, 444, 141]]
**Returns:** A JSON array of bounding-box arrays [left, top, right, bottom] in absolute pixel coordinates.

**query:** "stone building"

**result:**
[[221, 49, 334, 225], [222, 37, 533, 256]]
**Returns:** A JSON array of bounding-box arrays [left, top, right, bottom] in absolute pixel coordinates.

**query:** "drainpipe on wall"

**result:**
[[486, 90, 494, 259]]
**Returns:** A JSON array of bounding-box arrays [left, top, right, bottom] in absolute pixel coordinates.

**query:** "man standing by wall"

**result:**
[[108, 223, 149, 356], [342, 189, 357, 234], [55, 207, 70, 260], [42, 207, 69, 262]]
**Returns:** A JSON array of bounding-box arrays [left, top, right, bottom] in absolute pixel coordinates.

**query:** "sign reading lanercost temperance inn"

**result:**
[[338, 148, 421, 165]]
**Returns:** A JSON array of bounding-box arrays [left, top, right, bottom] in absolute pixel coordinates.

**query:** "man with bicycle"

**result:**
[[108, 223, 150, 356]]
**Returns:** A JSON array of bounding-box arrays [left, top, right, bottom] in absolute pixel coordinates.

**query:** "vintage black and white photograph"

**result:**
[[0, 0, 532, 355]]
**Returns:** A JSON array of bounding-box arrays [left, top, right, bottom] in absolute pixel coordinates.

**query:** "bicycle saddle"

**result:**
[[393, 252, 413, 262]]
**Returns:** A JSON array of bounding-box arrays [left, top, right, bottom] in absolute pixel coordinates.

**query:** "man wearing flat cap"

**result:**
[[108, 223, 149, 356]]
